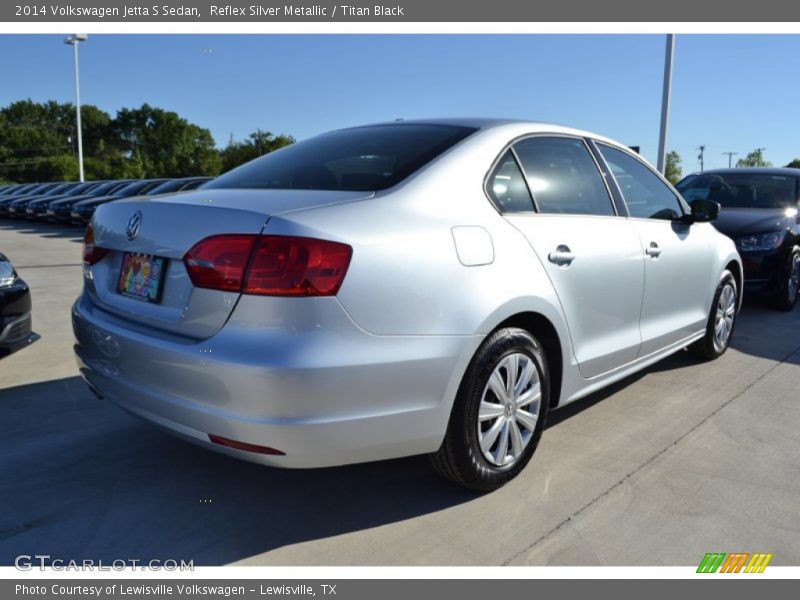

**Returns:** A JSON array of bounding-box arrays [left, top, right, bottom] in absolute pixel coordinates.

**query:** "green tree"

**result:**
[[736, 149, 772, 168], [785, 159, 800, 169], [0, 99, 121, 182], [664, 150, 682, 184], [220, 129, 295, 173], [112, 104, 222, 177]]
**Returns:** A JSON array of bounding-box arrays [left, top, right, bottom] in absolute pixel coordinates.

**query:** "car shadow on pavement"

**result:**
[[0, 219, 83, 242], [0, 376, 480, 566], [548, 304, 800, 428], [728, 300, 800, 365]]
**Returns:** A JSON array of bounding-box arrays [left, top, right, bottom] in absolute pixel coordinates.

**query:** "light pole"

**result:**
[[64, 34, 88, 182], [723, 152, 738, 168], [656, 34, 675, 175]]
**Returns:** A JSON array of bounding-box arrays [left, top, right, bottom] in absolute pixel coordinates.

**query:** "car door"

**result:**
[[595, 142, 712, 357], [493, 135, 645, 379]]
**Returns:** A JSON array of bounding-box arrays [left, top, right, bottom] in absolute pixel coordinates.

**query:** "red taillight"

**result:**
[[183, 234, 256, 292], [184, 234, 352, 297], [245, 236, 352, 296], [82, 224, 109, 265], [208, 434, 286, 456]]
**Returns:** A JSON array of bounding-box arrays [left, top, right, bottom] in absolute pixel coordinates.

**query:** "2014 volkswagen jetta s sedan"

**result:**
[[73, 120, 742, 490], [676, 168, 800, 310]]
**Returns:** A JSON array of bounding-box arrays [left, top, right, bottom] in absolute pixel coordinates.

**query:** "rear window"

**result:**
[[206, 124, 477, 192], [676, 172, 799, 209]]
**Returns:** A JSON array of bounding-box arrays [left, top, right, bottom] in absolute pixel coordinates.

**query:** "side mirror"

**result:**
[[689, 199, 720, 223]]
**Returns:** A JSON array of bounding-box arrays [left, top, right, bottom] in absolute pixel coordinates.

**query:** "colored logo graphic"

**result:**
[[697, 552, 772, 573]]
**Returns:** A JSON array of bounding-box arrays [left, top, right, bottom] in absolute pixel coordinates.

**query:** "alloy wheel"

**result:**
[[714, 282, 736, 350], [477, 352, 541, 466]]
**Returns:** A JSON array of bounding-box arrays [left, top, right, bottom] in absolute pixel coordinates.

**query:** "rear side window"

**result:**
[[206, 124, 477, 192], [513, 137, 615, 216], [486, 151, 534, 213], [598, 143, 684, 220]]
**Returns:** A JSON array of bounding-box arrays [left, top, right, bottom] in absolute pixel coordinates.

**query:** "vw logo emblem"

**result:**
[[126, 211, 142, 241]]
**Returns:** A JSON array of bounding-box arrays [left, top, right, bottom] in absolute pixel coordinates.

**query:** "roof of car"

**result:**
[[686, 167, 800, 177], [343, 118, 625, 148]]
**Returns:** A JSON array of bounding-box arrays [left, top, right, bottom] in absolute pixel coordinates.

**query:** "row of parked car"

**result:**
[[0, 176, 212, 226], [0, 176, 210, 353]]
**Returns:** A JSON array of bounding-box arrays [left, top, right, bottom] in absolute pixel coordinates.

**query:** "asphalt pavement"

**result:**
[[1, 220, 798, 566]]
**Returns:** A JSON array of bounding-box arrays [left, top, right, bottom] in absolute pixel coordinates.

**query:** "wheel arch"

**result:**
[[724, 258, 743, 312], [492, 311, 564, 409]]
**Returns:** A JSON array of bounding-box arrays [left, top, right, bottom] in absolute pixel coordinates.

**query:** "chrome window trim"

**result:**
[[594, 140, 691, 219], [483, 132, 620, 218]]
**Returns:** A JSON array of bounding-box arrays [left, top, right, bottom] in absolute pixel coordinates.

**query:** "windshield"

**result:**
[[676, 172, 799, 209], [147, 180, 185, 195], [86, 182, 123, 197], [114, 180, 158, 196], [206, 124, 478, 192]]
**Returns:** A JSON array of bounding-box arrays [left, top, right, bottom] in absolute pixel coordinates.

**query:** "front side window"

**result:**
[[206, 124, 477, 192], [598, 143, 684, 220], [486, 151, 534, 213], [512, 137, 615, 217]]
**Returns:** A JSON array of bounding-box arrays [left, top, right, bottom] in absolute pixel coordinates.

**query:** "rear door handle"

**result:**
[[548, 245, 575, 266], [646, 242, 662, 258]]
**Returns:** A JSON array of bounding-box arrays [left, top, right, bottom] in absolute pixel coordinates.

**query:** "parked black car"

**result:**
[[70, 178, 169, 225], [9, 181, 84, 219], [0, 253, 32, 353], [25, 181, 104, 220], [0, 183, 55, 216], [47, 181, 132, 223], [145, 176, 212, 195], [676, 168, 800, 310]]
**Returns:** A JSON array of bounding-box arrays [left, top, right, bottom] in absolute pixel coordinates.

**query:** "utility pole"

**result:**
[[722, 152, 738, 168], [697, 145, 706, 172], [656, 34, 675, 175], [65, 34, 88, 182]]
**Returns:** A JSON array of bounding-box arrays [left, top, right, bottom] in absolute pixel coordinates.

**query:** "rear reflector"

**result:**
[[208, 434, 286, 456], [184, 234, 352, 297], [82, 224, 109, 265]]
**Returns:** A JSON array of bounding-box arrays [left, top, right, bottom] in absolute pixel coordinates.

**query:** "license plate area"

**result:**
[[116, 252, 167, 303]]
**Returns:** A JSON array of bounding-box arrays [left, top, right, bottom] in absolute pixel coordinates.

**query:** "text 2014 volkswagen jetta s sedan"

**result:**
[[73, 120, 742, 490]]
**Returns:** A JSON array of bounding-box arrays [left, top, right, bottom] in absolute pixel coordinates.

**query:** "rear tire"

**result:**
[[431, 327, 550, 491], [772, 249, 800, 311], [690, 270, 737, 360]]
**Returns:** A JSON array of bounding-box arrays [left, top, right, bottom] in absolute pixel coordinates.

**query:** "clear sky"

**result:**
[[1, 34, 799, 173]]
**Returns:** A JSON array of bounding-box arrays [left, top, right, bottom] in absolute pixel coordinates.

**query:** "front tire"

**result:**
[[690, 270, 738, 360], [431, 327, 550, 491], [772, 249, 800, 311]]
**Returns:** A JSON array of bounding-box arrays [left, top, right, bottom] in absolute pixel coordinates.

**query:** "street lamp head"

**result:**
[[64, 34, 88, 45]]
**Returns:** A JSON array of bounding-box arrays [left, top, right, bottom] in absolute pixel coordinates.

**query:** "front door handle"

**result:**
[[646, 242, 662, 258], [548, 245, 575, 266]]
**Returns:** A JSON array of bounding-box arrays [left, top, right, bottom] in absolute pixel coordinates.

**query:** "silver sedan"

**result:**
[[72, 119, 742, 490]]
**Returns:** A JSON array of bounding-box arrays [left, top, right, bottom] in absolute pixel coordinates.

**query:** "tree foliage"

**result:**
[[785, 159, 800, 169], [220, 129, 295, 173], [664, 150, 682, 184], [0, 99, 292, 183], [736, 149, 772, 168]]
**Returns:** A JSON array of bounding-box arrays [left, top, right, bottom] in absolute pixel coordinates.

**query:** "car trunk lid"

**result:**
[[85, 189, 372, 339]]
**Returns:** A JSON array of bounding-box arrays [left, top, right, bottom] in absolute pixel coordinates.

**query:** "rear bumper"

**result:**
[[72, 293, 480, 468]]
